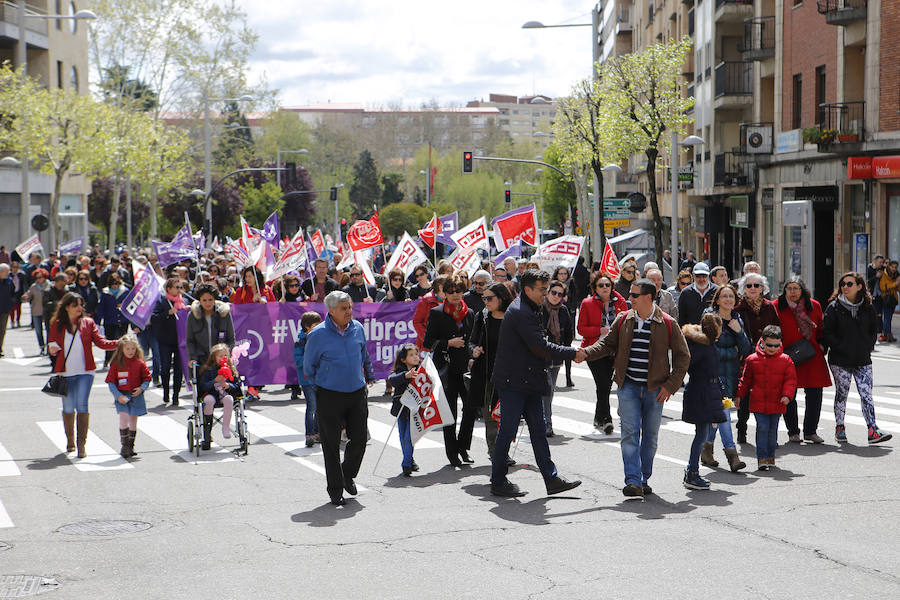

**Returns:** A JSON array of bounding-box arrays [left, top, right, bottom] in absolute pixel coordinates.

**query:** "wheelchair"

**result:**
[[186, 364, 250, 456]]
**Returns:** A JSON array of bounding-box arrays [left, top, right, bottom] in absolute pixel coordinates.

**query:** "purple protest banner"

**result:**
[[58, 237, 85, 255], [120, 265, 160, 329], [437, 211, 458, 246], [176, 301, 420, 385]]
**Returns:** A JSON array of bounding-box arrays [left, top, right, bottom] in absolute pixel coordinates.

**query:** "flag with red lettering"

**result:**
[[534, 235, 585, 270], [310, 230, 326, 257], [417, 213, 442, 249], [268, 230, 308, 280], [347, 211, 384, 251], [491, 203, 539, 251], [385, 232, 428, 278], [15, 234, 43, 260], [600, 241, 621, 279], [447, 247, 480, 278], [450, 216, 489, 253], [399, 355, 455, 445]]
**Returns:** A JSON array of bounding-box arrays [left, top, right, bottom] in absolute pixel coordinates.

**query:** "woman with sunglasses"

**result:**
[[822, 272, 892, 444], [553, 266, 577, 387], [382, 268, 410, 302], [734, 272, 780, 442], [96, 273, 131, 370], [775, 276, 832, 444], [424, 273, 475, 466], [540, 280, 574, 436], [614, 259, 638, 298], [578, 271, 628, 434], [67, 270, 100, 318], [47, 292, 118, 458], [273, 274, 304, 303], [408, 266, 432, 300], [667, 270, 694, 305]]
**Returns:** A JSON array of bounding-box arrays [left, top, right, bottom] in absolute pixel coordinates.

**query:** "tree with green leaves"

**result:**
[[240, 180, 284, 229], [381, 173, 405, 206], [349, 150, 381, 217], [599, 36, 695, 262], [378, 203, 430, 240], [213, 101, 254, 169], [541, 144, 577, 232]]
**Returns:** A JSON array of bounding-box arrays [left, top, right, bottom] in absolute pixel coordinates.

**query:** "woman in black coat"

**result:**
[[681, 313, 727, 490], [151, 277, 191, 406], [540, 280, 574, 436], [423, 273, 475, 467], [186, 283, 235, 368]]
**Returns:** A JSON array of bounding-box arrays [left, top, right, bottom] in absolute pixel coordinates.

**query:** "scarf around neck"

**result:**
[[543, 298, 562, 342], [444, 298, 469, 324], [838, 293, 862, 318], [744, 295, 764, 313], [787, 299, 815, 339], [166, 292, 186, 312]]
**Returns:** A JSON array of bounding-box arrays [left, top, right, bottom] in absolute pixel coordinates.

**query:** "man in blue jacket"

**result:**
[[304, 290, 375, 506], [490, 269, 585, 498]]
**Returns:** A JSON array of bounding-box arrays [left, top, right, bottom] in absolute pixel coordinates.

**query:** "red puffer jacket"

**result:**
[[577, 291, 628, 348], [736, 339, 798, 415]]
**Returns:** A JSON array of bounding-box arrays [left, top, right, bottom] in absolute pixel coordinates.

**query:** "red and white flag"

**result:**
[[491, 204, 539, 251], [447, 247, 481, 278], [268, 230, 308, 280], [15, 234, 43, 260], [417, 213, 442, 249], [347, 211, 384, 251], [385, 232, 428, 278], [240, 216, 261, 253], [399, 355, 455, 445], [600, 241, 621, 279], [450, 216, 489, 253], [534, 235, 585, 271], [310, 230, 326, 257]]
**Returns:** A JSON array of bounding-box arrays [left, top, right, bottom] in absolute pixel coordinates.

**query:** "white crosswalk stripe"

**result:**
[[138, 415, 237, 463], [0, 498, 13, 528], [36, 421, 133, 471], [0, 441, 21, 477]]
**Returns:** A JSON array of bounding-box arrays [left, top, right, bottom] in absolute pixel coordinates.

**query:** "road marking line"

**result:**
[[138, 415, 236, 463], [12, 347, 24, 359], [0, 498, 13, 528], [36, 421, 132, 471], [0, 441, 21, 477]]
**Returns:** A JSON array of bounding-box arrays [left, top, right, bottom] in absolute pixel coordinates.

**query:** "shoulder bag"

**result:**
[[42, 334, 76, 397], [784, 337, 816, 366]]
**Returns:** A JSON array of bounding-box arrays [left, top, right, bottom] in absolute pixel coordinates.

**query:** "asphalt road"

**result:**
[[0, 315, 898, 599]]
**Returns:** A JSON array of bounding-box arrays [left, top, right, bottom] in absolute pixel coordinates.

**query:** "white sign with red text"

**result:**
[[534, 235, 585, 270], [399, 355, 455, 445], [384, 232, 428, 278], [450, 216, 489, 253]]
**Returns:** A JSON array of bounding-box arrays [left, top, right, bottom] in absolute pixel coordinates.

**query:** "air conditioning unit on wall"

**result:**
[[745, 125, 773, 154]]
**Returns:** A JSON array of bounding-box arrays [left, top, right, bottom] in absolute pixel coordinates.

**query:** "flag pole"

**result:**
[[372, 415, 398, 475]]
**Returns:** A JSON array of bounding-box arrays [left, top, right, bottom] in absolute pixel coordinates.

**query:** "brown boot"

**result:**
[[128, 429, 138, 456], [119, 428, 130, 458], [700, 442, 719, 467], [62, 412, 76, 453], [75, 413, 90, 458], [724, 447, 746, 472]]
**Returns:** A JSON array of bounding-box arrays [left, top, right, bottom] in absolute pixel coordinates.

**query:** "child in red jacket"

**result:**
[[105, 334, 151, 459], [735, 325, 798, 471]]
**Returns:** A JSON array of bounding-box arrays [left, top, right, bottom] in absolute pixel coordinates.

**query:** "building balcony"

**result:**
[[739, 17, 775, 61], [714, 152, 752, 187], [0, 2, 50, 49], [739, 122, 774, 156], [816, 0, 866, 25], [715, 0, 753, 23], [714, 61, 753, 109], [813, 101, 865, 151]]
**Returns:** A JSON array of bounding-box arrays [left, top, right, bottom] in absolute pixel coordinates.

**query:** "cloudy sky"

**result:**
[[236, 0, 595, 108]]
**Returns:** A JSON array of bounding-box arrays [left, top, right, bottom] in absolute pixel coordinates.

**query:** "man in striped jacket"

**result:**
[[583, 279, 690, 499]]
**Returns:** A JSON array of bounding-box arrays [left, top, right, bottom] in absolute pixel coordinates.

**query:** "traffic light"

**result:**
[[340, 218, 348, 238], [504, 189, 511, 206], [462, 151, 473, 173], [330, 186, 338, 202], [284, 162, 297, 187]]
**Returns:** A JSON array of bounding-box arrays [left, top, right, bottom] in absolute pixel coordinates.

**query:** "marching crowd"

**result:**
[[0, 241, 894, 506]]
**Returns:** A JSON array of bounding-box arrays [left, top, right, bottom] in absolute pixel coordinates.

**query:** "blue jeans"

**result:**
[[32, 315, 45, 350], [617, 380, 665, 486], [301, 385, 318, 436], [754, 413, 781, 460], [707, 408, 735, 448], [62, 374, 94, 414], [541, 365, 561, 428], [141, 331, 160, 382], [688, 422, 713, 472], [491, 388, 557, 484], [883, 303, 895, 337], [396, 412, 414, 468]]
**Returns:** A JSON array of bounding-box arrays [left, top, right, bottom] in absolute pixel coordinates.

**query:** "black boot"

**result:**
[[161, 383, 169, 405], [172, 385, 181, 407], [202, 415, 213, 450], [119, 428, 130, 458]]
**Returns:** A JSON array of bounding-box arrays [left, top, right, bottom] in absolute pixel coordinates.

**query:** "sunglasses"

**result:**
[[746, 283, 762, 288], [549, 290, 565, 297], [391, 277, 403, 282], [351, 272, 363, 277], [596, 282, 611, 288], [764, 342, 781, 348], [679, 280, 691, 285], [483, 294, 496, 301], [416, 272, 428, 278], [287, 283, 300, 288], [840, 280, 857, 287], [629, 292, 646, 298], [473, 280, 486, 286]]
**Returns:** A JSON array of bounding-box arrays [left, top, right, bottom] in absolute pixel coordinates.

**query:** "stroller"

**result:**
[[186, 364, 249, 456]]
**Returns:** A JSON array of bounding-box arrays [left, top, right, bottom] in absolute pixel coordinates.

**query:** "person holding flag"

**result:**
[[301, 259, 339, 301], [230, 266, 275, 305], [490, 269, 585, 498]]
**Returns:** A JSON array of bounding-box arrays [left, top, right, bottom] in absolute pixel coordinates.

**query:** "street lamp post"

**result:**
[[418, 170, 430, 205], [670, 133, 705, 273], [14, 2, 96, 247], [202, 93, 253, 238], [276, 148, 308, 188]]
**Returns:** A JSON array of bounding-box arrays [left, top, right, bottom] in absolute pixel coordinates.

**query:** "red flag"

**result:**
[[347, 212, 384, 251], [600, 241, 620, 279], [417, 213, 442, 249]]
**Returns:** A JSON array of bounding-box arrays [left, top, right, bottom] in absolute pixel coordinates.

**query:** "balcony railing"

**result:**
[[739, 122, 774, 155], [816, 0, 866, 25], [715, 0, 753, 8], [818, 101, 865, 141], [0, 2, 49, 36], [739, 17, 775, 61], [714, 61, 753, 98], [714, 152, 751, 187]]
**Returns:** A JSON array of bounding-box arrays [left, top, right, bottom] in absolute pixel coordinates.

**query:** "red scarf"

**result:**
[[444, 298, 469, 324]]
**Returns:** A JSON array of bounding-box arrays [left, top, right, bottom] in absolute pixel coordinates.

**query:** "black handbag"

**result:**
[[784, 337, 817, 366], [42, 336, 75, 397]]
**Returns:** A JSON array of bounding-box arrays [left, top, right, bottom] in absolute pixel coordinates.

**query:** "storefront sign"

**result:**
[[854, 233, 869, 274], [775, 130, 802, 154], [847, 156, 872, 179], [728, 195, 750, 228], [873, 156, 900, 179], [791, 186, 838, 209]]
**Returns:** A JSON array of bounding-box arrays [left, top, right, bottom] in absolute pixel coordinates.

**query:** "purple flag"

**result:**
[[120, 265, 160, 330], [260, 211, 280, 245], [493, 241, 522, 266], [305, 234, 318, 278], [153, 224, 195, 268], [177, 301, 420, 384], [437, 212, 458, 246], [58, 237, 85, 256]]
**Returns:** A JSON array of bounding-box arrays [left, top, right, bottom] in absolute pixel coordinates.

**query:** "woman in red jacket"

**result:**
[[578, 272, 628, 434], [47, 292, 118, 458], [775, 276, 832, 444], [229, 266, 275, 305]]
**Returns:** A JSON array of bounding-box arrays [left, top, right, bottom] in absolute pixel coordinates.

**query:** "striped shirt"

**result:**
[[625, 314, 652, 384]]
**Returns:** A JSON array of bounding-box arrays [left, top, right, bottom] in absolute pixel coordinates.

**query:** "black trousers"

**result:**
[[316, 386, 368, 500], [736, 397, 751, 437], [588, 355, 615, 425], [455, 373, 480, 454], [441, 371, 472, 463], [157, 340, 183, 400], [783, 387, 824, 436]]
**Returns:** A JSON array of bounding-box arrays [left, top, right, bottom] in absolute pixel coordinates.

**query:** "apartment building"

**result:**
[[0, 0, 92, 253], [465, 93, 557, 149]]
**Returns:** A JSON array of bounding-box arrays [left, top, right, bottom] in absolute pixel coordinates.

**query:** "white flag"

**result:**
[[15, 234, 43, 260], [450, 216, 489, 253], [355, 251, 376, 286], [399, 355, 455, 445], [534, 235, 586, 271], [384, 232, 428, 278], [447, 247, 481, 278]]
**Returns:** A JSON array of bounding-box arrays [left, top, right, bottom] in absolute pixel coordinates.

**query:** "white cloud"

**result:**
[[236, 0, 596, 106]]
